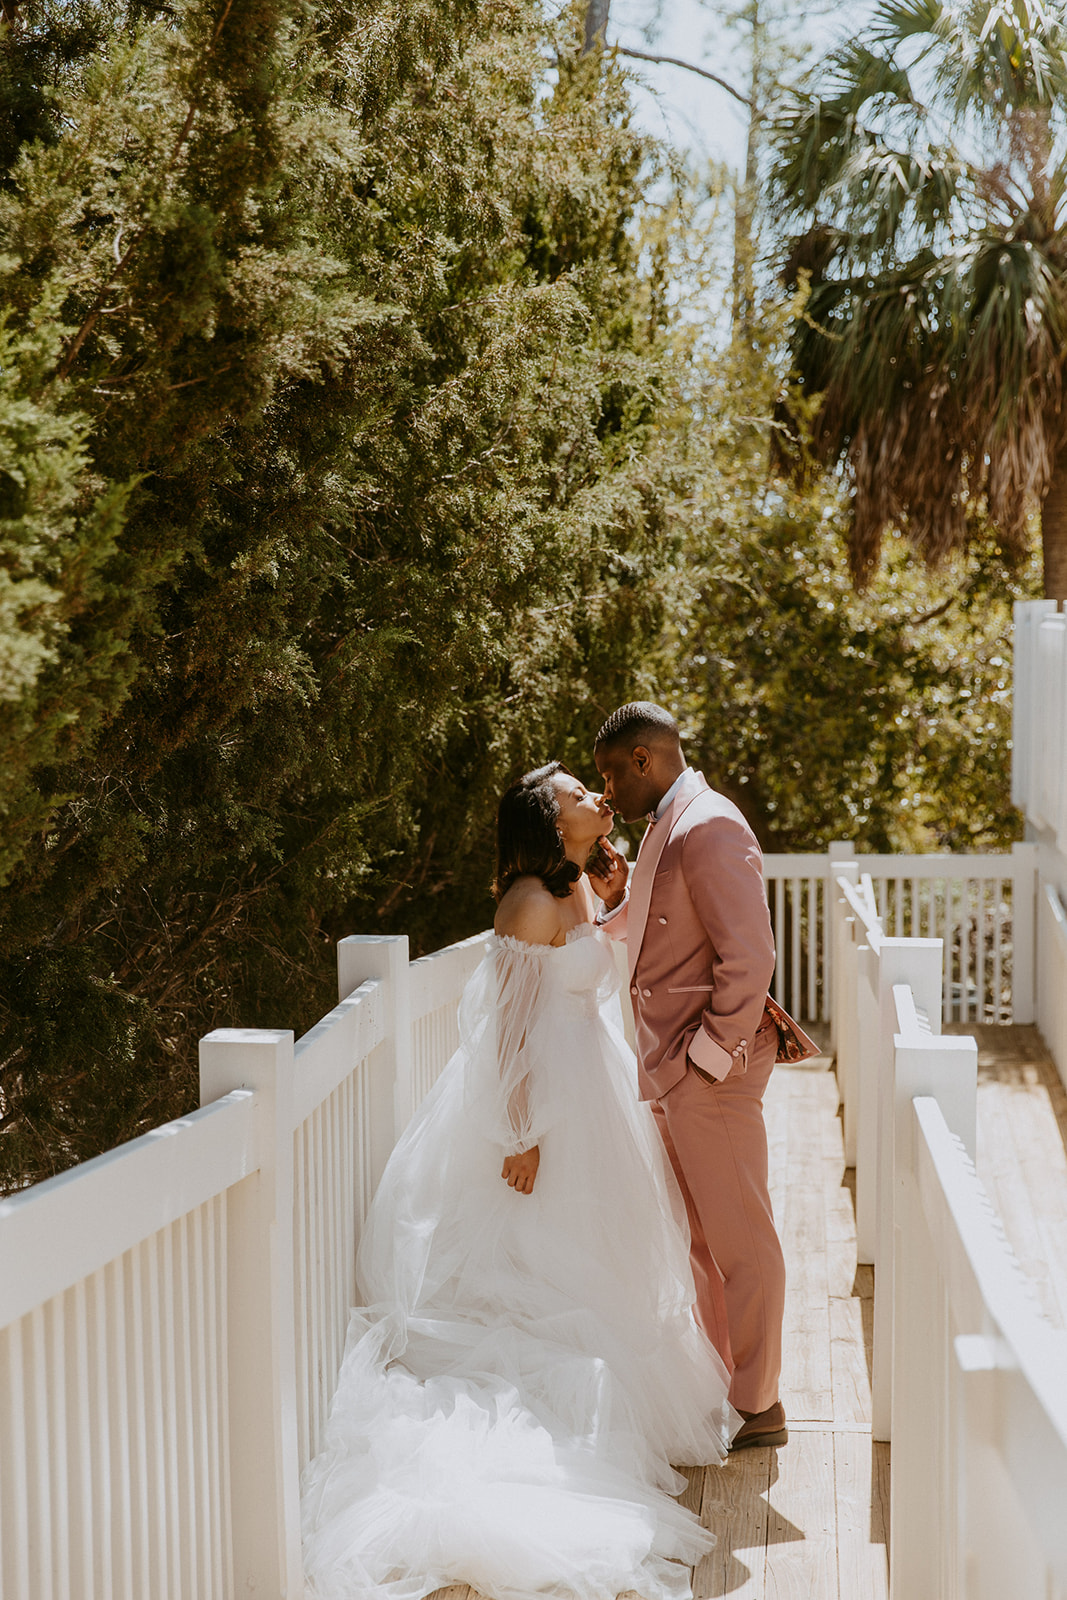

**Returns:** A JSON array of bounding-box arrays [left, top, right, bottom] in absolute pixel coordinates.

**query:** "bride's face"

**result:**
[[552, 775, 613, 851]]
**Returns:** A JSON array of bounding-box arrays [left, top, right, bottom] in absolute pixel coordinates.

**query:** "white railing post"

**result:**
[[854, 938, 881, 1267], [1013, 600, 1053, 817], [199, 1028, 304, 1598], [1011, 840, 1038, 1025], [889, 988, 978, 1599], [1038, 881, 1067, 1087], [826, 840, 858, 1026], [829, 856, 860, 1158], [871, 937, 943, 1441], [338, 934, 413, 1159]]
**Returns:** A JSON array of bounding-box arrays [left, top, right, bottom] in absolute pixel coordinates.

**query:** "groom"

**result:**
[[589, 701, 787, 1450]]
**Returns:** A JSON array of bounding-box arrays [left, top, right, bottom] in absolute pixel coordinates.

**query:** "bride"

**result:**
[[301, 762, 738, 1600]]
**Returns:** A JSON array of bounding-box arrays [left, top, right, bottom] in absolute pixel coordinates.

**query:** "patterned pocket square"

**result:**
[[763, 995, 820, 1063]]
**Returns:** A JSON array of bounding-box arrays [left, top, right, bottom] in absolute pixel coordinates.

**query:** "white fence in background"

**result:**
[[763, 842, 1036, 1026]]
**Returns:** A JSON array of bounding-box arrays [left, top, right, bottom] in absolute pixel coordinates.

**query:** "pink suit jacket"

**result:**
[[603, 770, 777, 1102]]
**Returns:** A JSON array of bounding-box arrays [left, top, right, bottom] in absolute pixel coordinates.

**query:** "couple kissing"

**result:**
[[301, 700, 815, 1600]]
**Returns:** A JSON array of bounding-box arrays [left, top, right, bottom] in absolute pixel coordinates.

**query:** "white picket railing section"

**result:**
[[763, 841, 1036, 1027], [0, 1093, 252, 1600], [405, 931, 492, 1125], [899, 1092, 1067, 1600]]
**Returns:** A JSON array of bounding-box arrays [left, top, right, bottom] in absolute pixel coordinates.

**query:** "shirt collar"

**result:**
[[653, 767, 693, 822]]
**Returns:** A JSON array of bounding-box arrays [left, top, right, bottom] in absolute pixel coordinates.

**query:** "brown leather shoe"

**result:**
[[730, 1400, 788, 1450]]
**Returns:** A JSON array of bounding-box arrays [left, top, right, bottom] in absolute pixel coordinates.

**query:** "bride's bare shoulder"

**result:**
[[494, 878, 564, 946]]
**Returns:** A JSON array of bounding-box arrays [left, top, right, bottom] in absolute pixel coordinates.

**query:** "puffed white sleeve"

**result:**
[[459, 937, 553, 1156]]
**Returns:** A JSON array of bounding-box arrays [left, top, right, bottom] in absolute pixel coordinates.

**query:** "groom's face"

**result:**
[[594, 744, 658, 824]]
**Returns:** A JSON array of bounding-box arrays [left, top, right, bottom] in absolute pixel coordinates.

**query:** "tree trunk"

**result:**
[[1041, 445, 1067, 601], [582, 0, 610, 55], [730, 0, 761, 337]]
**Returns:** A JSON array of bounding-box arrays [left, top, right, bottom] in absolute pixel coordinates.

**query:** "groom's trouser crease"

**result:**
[[684, 1051, 887, 1600], [652, 1028, 785, 1417]]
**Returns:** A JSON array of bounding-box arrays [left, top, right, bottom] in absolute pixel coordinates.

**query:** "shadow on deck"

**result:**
[[429, 1024, 1067, 1600]]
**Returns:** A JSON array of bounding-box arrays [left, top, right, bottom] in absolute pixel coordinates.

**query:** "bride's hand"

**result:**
[[502, 1146, 540, 1195], [586, 835, 628, 910]]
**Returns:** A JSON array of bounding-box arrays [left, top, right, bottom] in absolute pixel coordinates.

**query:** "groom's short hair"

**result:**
[[595, 701, 681, 752]]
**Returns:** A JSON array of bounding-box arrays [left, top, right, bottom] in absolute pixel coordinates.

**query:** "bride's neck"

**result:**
[[563, 839, 593, 869]]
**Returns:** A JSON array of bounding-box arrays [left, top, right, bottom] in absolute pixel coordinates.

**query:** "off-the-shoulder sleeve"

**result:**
[[459, 937, 553, 1156]]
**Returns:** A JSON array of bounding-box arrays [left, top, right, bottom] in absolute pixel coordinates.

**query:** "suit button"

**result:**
[[630, 985, 638, 995], [642, 988, 652, 998], [658, 916, 667, 924], [739, 1039, 747, 1047]]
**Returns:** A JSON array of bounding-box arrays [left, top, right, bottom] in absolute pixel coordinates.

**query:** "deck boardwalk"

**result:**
[[429, 1038, 889, 1600], [687, 1042, 889, 1600]]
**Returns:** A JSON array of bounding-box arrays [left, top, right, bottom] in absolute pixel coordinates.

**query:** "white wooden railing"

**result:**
[[828, 866, 1067, 1599], [763, 841, 1036, 1027], [1, 831, 1062, 1589], [0, 933, 493, 1600], [1013, 598, 1067, 1087]]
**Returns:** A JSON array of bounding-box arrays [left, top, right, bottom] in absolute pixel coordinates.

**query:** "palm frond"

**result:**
[[823, 40, 922, 113], [768, 0, 1067, 584]]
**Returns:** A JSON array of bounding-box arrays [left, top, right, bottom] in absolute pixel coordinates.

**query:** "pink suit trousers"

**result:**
[[603, 769, 785, 1414]]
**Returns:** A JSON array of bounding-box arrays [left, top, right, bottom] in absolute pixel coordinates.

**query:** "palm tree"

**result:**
[[769, 0, 1067, 598]]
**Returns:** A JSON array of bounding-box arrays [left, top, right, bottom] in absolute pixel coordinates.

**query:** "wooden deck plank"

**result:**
[[828, 1294, 871, 1428], [761, 1430, 837, 1598], [676, 1462, 704, 1516], [833, 1434, 889, 1600], [773, 1058, 835, 1424], [695, 1451, 771, 1599]]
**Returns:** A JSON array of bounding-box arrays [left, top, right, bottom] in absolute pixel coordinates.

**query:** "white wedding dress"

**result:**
[[301, 925, 736, 1600]]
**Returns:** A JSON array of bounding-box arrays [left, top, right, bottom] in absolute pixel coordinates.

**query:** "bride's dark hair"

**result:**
[[494, 762, 582, 902]]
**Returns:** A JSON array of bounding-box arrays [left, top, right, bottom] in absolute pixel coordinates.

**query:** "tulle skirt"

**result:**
[[301, 932, 736, 1600]]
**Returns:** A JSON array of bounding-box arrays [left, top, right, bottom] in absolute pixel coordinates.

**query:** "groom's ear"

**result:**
[[631, 744, 652, 774]]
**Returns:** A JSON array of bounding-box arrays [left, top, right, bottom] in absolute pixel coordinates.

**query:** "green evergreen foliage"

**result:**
[[640, 183, 1031, 855], [0, 0, 692, 1188]]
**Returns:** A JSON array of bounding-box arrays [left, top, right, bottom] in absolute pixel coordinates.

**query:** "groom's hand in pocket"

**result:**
[[502, 1146, 540, 1195], [586, 835, 628, 910]]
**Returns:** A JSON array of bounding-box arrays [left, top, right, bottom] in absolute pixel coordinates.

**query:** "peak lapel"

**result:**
[[626, 770, 708, 979]]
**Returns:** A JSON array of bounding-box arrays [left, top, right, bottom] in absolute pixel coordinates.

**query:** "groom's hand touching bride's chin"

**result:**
[[586, 835, 628, 911]]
